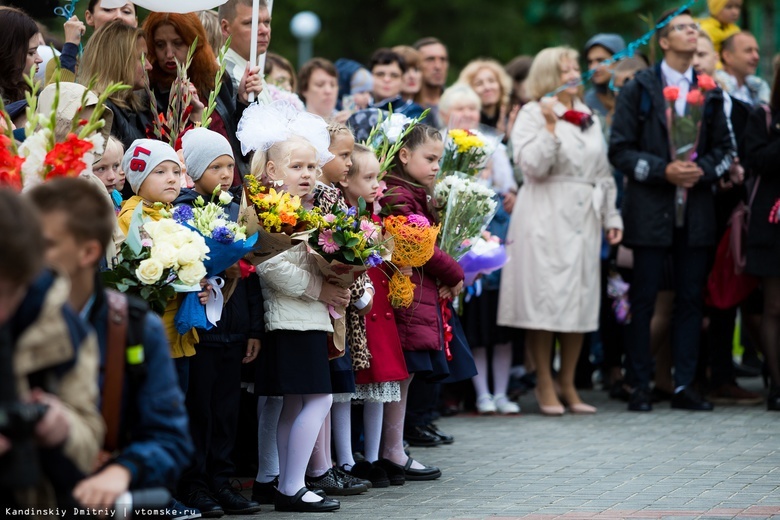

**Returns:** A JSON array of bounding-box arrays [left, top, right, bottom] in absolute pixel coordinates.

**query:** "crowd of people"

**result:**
[[1, 0, 779, 517]]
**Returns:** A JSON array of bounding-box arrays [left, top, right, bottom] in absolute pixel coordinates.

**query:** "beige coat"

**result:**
[[497, 100, 622, 333]]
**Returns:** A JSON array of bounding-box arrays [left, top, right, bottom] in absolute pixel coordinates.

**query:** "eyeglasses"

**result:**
[[670, 22, 700, 32]]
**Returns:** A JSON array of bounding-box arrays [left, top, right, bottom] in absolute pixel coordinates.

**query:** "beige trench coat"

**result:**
[[497, 100, 622, 333]]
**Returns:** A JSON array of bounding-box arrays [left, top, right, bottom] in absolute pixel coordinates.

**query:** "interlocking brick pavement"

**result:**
[[243, 379, 779, 519]]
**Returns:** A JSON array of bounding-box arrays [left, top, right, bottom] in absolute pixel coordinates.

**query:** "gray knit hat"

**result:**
[[584, 33, 626, 56], [122, 139, 182, 193], [181, 128, 234, 181]]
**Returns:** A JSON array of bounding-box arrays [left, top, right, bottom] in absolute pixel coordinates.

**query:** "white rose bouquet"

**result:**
[[102, 205, 210, 316], [434, 175, 498, 261]]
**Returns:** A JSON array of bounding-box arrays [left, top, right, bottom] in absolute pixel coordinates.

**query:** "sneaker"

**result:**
[[494, 394, 521, 414], [305, 468, 367, 496], [333, 465, 372, 489], [169, 498, 202, 520], [475, 394, 497, 414], [709, 383, 763, 405]]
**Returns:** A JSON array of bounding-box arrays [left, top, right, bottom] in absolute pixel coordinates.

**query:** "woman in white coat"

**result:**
[[497, 46, 623, 415]]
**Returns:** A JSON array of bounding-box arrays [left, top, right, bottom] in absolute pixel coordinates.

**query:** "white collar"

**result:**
[[225, 47, 248, 69], [661, 60, 694, 87]]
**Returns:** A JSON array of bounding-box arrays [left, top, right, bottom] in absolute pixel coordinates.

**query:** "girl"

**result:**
[[339, 144, 408, 487], [377, 125, 465, 481], [0, 7, 43, 110], [92, 136, 125, 213], [247, 108, 344, 512]]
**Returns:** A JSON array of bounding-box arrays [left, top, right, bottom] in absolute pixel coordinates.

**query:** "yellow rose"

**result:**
[[178, 261, 207, 287], [136, 258, 165, 285], [151, 243, 179, 269]]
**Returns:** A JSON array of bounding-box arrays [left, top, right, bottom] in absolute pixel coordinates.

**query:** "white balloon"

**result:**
[[99, 0, 228, 13]]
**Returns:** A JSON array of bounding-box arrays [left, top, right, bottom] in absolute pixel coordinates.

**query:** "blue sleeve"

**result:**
[[60, 43, 79, 74], [114, 313, 193, 489]]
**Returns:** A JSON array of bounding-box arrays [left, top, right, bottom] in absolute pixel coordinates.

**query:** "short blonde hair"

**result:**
[[439, 83, 481, 115], [198, 10, 224, 55], [392, 45, 421, 69], [249, 136, 320, 188], [524, 46, 581, 101], [457, 59, 512, 108]]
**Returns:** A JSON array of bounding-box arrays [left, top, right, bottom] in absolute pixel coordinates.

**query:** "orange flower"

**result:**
[[44, 133, 94, 179], [686, 89, 705, 106], [663, 86, 680, 102], [697, 74, 717, 91]]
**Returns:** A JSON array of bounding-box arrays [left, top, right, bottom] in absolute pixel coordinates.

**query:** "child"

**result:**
[[377, 125, 465, 481], [92, 136, 124, 213], [173, 128, 264, 515], [700, 0, 742, 54], [249, 119, 344, 512], [306, 122, 373, 496], [339, 144, 409, 487], [118, 138, 201, 391]]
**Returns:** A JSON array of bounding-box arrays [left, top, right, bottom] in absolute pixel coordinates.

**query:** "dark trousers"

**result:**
[[626, 229, 710, 389], [405, 378, 440, 428], [180, 342, 243, 494], [707, 305, 737, 388]]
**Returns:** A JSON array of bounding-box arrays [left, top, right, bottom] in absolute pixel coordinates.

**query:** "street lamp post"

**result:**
[[290, 11, 321, 69]]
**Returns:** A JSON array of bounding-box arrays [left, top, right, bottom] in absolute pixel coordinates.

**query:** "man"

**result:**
[[219, 0, 272, 104], [693, 31, 764, 406], [583, 33, 626, 119], [716, 32, 770, 107], [27, 179, 196, 519], [609, 9, 733, 412], [413, 37, 448, 125], [0, 189, 103, 514]]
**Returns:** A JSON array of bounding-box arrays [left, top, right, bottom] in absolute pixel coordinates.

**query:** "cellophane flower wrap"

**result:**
[[458, 233, 508, 287], [662, 73, 717, 227], [434, 175, 498, 261], [102, 204, 210, 316], [440, 127, 499, 177], [383, 214, 440, 308], [171, 187, 259, 333]]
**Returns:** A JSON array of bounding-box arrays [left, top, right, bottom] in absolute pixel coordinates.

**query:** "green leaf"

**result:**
[[358, 197, 367, 214], [345, 237, 360, 248], [343, 249, 355, 262]]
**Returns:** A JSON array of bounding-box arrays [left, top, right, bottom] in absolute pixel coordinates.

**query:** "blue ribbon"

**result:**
[[546, 0, 699, 97]]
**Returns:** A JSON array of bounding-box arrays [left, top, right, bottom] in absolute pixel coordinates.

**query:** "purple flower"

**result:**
[[212, 226, 235, 244], [347, 206, 357, 217], [172, 205, 193, 223], [365, 251, 383, 267], [407, 214, 430, 228]]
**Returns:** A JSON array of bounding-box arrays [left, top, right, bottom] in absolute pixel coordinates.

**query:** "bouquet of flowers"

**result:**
[[439, 127, 499, 177], [662, 73, 717, 227], [458, 233, 508, 287], [434, 175, 498, 260], [242, 174, 322, 263], [361, 109, 429, 178], [383, 214, 440, 308], [102, 205, 210, 316], [170, 187, 259, 333]]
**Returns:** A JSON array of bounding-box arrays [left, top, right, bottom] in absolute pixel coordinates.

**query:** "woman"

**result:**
[[392, 45, 422, 103], [497, 47, 623, 416], [85, 0, 137, 30], [458, 59, 513, 134], [369, 48, 426, 120], [143, 12, 261, 183], [0, 6, 43, 110], [744, 67, 780, 411], [298, 57, 349, 123], [77, 21, 153, 153], [265, 52, 297, 92]]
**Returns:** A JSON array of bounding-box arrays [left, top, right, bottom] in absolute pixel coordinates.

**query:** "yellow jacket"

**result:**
[[700, 16, 740, 54]]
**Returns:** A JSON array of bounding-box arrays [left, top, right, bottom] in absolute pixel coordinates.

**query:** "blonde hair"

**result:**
[[392, 45, 421, 69], [94, 135, 124, 164], [249, 136, 320, 188], [439, 83, 482, 115], [327, 122, 352, 143], [198, 10, 224, 56], [78, 20, 145, 110], [525, 46, 581, 101], [457, 58, 512, 108], [346, 143, 375, 178]]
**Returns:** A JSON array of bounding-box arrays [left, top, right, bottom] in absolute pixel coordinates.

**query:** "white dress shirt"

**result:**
[[661, 60, 694, 117]]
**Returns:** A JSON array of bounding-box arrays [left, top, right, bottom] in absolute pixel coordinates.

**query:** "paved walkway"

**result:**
[[247, 379, 779, 519]]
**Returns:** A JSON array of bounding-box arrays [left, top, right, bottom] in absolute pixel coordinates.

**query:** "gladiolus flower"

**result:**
[[663, 86, 680, 102]]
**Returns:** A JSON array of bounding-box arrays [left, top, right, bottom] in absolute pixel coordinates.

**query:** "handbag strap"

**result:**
[[747, 105, 773, 209], [102, 290, 128, 453]]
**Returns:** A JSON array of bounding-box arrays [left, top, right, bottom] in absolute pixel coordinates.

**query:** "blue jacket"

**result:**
[[88, 286, 193, 489]]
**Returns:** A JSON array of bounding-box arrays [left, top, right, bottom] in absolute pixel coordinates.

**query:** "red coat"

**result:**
[[379, 174, 464, 352]]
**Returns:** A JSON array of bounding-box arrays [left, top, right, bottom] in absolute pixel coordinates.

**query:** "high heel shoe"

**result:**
[[534, 389, 564, 416], [567, 402, 597, 414]]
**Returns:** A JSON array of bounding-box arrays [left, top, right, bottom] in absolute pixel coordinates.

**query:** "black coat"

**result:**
[[743, 105, 780, 250], [608, 63, 733, 248]]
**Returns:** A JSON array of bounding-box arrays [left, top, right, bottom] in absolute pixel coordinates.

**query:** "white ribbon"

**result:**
[[205, 276, 226, 327]]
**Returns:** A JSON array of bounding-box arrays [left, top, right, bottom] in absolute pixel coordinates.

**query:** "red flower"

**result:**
[[663, 86, 680, 101], [44, 133, 94, 179], [686, 89, 705, 106], [562, 110, 594, 131], [697, 74, 717, 91], [0, 135, 23, 191]]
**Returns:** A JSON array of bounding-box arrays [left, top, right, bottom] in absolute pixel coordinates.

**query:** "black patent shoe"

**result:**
[[425, 423, 454, 444], [251, 477, 278, 505], [670, 386, 714, 411], [767, 387, 780, 411], [628, 387, 652, 412], [374, 459, 406, 486], [215, 486, 261, 515], [341, 461, 388, 488], [378, 457, 441, 481], [404, 425, 442, 447], [274, 487, 340, 513]]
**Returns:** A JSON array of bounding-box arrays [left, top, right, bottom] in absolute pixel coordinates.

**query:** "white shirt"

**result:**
[[224, 48, 272, 105], [661, 60, 694, 117]]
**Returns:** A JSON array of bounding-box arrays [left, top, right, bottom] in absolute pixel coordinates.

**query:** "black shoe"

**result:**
[[215, 486, 260, 515], [305, 468, 367, 496], [608, 380, 631, 402], [187, 489, 224, 518], [425, 423, 454, 444], [671, 386, 714, 411], [333, 465, 372, 489], [374, 459, 405, 486], [251, 477, 278, 505], [767, 387, 780, 411], [628, 387, 652, 412], [343, 461, 390, 488], [404, 425, 442, 447], [378, 457, 441, 481], [274, 488, 340, 513], [650, 387, 673, 403]]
